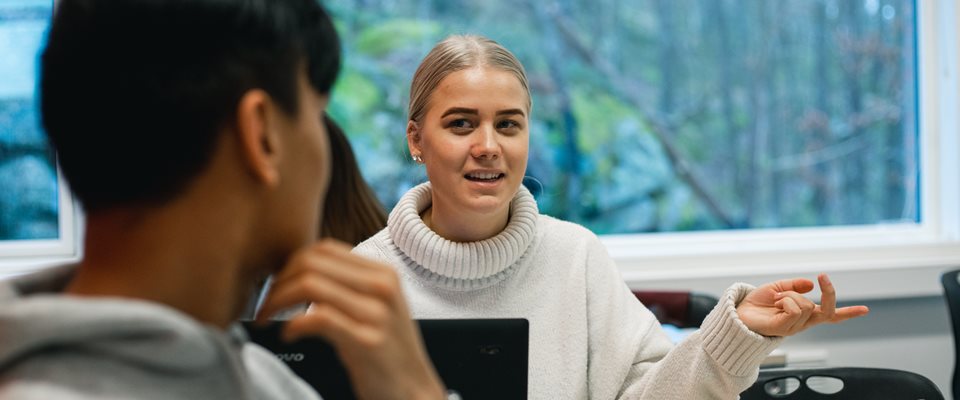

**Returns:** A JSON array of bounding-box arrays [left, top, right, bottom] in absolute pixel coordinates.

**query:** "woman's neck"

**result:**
[[421, 201, 511, 243]]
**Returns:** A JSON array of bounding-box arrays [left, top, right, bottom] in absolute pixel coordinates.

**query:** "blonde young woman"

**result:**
[[352, 35, 869, 399]]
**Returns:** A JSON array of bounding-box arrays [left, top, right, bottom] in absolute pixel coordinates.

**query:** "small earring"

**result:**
[[412, 154, 423, 164]]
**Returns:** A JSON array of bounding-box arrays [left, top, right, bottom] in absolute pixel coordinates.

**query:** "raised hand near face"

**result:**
[[736, 274, 870, 337], [256, 239, 445, 400]]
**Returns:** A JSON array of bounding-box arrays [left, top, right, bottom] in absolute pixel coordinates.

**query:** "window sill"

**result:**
[[614, 241, 960, 301], [0, 255, 79, 280]]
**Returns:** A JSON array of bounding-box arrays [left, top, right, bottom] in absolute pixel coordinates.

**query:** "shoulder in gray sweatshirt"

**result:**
[[0, 264, 320, 400]]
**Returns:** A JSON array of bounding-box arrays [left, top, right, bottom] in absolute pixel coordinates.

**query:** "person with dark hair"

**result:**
[[0, 1, 445, 399], [320, 114, 388, 245], [260, 115, 387, 320]]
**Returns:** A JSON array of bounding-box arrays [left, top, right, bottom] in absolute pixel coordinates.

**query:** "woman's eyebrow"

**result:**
[[496, 108, 525, 117], [440, 107, 479, 118]]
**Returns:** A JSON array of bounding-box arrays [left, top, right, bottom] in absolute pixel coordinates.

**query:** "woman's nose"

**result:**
[[471, 125, 500, 160]]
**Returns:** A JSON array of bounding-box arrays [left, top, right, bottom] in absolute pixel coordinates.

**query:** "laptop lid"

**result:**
[[242, 318, 529, 400]]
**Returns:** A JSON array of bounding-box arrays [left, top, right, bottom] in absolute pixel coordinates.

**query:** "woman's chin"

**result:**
[[462, 194, 511, 215]]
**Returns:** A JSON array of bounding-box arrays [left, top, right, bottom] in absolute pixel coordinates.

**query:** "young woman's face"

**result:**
[[409, 66, 529, 218]]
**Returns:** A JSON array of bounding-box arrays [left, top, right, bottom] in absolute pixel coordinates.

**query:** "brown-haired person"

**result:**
[[347, 34, 870, 399], [320, 114, 388, 245], [0, 1, 444, 399]]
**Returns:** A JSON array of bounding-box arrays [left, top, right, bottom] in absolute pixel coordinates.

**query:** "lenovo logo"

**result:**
[[276, 353, 305, 362]]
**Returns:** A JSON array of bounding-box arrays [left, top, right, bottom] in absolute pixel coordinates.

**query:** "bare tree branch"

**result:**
[[777, 103, 900, 171], [545, 6, 738, 228]]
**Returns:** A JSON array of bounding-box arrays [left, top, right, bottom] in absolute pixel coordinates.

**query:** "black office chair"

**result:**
[[740, 367, 944, 400], [632, 290, 719, 328], [941, 269, 960, 400]]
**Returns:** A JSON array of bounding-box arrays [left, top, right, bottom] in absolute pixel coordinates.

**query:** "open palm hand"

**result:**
[[736, 274, 870, 337]]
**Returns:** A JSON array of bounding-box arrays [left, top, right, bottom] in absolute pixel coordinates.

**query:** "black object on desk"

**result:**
[[243, 318, 529, 400], [740, 367, 944, 400], [940, 268, 960, 400]]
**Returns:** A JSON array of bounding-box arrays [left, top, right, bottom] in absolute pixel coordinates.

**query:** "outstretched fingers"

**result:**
[[808, 273, 869, 327], [817, 274, 836, 319], [740, 273, 870, 337], [828, 305, 870, 323]]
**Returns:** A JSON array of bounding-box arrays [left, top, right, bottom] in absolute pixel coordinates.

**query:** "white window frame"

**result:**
[[0, 179, 83, 279], [0, 166, 83, 278], [609, 0, 960, 302], [0, 0, 81, 279]]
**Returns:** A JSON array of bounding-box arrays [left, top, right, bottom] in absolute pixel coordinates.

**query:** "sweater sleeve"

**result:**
[[619, 284, 783, 399], [584, 239, 782, 400]]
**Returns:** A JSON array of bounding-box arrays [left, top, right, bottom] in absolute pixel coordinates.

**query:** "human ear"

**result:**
[[406, 120, 423, 157], [235, 90, 281, 187]]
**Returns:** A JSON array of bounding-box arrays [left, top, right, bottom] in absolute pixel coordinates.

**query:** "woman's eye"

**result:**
[[497, 120, 520, 130], [449, 119, 474, 130]]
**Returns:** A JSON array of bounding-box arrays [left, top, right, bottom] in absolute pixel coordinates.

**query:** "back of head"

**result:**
[[408, 34, 531, 124], [41, 0, 341, 213]]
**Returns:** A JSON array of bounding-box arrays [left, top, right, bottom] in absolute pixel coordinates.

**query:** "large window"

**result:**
[[0, 0, 77, 266], [1, 1, 957, 298], [326, 0, 918, 235], [325, 0, 960, 298]]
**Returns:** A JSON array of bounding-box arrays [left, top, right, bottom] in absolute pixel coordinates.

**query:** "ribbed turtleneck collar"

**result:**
[[387, 182, 539, 290]]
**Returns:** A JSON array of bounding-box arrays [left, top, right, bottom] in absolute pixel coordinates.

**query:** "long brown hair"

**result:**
[[320, 114, 387, 245]]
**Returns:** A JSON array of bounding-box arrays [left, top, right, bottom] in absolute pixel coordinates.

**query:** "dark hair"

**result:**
[[319, 115, 387, 245], [40, 0, 341, 212]]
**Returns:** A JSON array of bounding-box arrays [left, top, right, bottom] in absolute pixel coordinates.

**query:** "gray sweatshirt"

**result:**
[[0, 265, 321, 400]]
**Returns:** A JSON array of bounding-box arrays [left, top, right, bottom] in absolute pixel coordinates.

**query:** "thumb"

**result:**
[[765, 278, 815, 294]]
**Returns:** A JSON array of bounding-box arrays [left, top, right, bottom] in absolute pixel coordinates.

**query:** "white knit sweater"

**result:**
[[354, 183, 782, 399]]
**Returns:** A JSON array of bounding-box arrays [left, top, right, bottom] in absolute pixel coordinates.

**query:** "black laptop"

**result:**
[[243, 318, 529, 400]]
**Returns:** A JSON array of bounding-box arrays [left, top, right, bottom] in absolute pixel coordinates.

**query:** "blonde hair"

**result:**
[[408, 35, 531, 123]]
